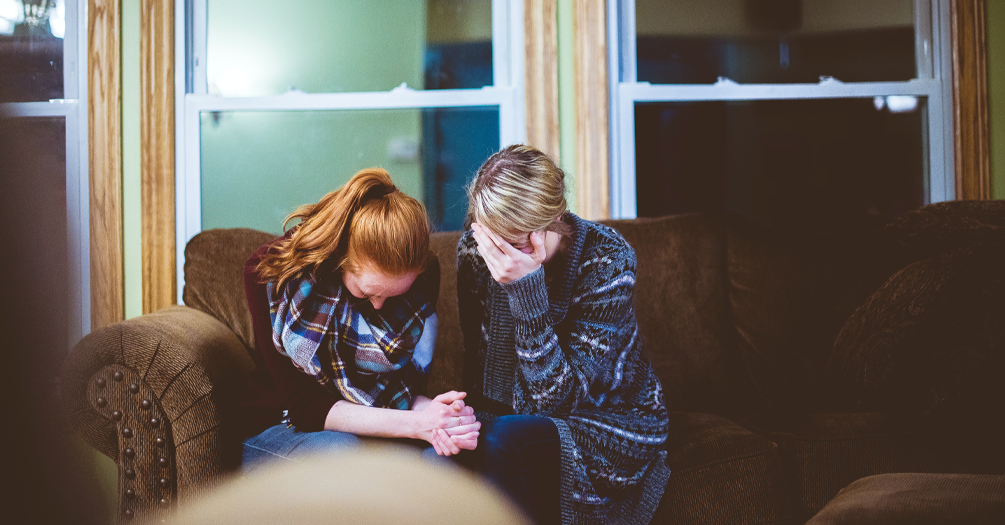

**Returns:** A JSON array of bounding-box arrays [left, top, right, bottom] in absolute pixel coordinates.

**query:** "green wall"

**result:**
[[990, 0, 1005, 199]]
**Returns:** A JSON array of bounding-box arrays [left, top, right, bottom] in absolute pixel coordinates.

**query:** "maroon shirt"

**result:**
[[238, 239, 342, 437]]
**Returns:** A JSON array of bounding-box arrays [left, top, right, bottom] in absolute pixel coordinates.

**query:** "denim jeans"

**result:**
[[456, 415, 561, 525], [241, 424, 441, 476], [241, 424, 364, 475]]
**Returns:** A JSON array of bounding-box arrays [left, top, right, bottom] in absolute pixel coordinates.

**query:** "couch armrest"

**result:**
[[60, 305, 255, 523]]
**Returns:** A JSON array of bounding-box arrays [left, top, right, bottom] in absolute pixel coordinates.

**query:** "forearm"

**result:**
[[324, 400, 420, 439], [504, 269, 580, 415]]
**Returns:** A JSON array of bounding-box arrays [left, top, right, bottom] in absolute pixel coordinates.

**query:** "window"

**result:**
[[608, 0, 954, 227], [176, 0, 526, 301], [0, 0, 88, 358]]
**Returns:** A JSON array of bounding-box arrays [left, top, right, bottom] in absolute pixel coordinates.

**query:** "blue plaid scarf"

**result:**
[[267, 270, 434, 410]]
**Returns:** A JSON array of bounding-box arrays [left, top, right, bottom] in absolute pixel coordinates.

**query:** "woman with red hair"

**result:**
[[239, 168, 479, 471]]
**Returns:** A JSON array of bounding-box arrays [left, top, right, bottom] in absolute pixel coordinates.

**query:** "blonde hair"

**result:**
[[466, 144, 570, 240], [256, 168, 431, 289]]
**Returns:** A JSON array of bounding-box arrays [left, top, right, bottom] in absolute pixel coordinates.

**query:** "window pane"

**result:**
[[206, 0, 493, 96], [0, 117, 68, 370], [0, 0, 66, 102], [636, 0, 917, 84], [200, 106, 499, 233], [634, 98, 926, 228]]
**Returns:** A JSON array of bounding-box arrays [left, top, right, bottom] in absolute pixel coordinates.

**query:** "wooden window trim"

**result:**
[[573, 0, 609, 219], [525, 0, 561, 163], [140, 0, 176, 314], [951, 0, 991, 199], [89, 0, 123, 329]]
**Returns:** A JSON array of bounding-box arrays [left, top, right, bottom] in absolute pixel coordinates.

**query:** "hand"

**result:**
[[471, 223, 546, 284], [416, 391, 480, 456]]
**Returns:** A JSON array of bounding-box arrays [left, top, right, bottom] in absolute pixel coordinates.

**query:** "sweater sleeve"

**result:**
[[244, 244, 341, 432], [503, 243, 638, 418]]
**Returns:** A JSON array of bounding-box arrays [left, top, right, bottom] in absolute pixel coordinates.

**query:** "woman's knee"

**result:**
[[480, 415, 559, 457]]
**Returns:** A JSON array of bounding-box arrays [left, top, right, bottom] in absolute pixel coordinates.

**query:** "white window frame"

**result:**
[[175, 0, 526, 302], [0, 0, 90, 350], [607, 0, 955, 219]]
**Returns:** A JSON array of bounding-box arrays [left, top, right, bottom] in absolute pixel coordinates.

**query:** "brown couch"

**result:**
[[61, 202, 1005, 524]]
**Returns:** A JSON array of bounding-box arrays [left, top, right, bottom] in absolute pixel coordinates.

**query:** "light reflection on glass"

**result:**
[[0, 0, 64, 102]]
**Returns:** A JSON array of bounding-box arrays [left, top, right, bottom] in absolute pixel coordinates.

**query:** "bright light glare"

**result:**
[[873, 96, 885, 111], [212, 67, 254, 97], [50, 0, 64, 38], [0, 0, 23, 36], [886, 96, 918, 113]]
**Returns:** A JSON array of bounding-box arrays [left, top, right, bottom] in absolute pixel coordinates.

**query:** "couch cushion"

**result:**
[[650, 412, 791, 525], [886, 200, 1005, 260], [184, 228, 276, 354], [743, 412, 1005, 522], [427, 230, 465, 396], [602, 214, 752, 417], [805, 473, 1005, 525], [726, 218, 903, 414], [826, 241, 1005, 416]]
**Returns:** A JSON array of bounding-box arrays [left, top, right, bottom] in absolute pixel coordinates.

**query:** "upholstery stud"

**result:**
[[125, 489, 135, 499], [159, 477, 169, 488], [159, 498, 169, 508], [96, 397, 107, 407], [129, 383, 139, 394], [140, 400, 151, 410], [113, 371, 123, 382], [150, 417, 160, 427], [125, 468, 136, 479], [111, 410, 122, 421], [122, 427, 133, 438], [124, 509, 133, 519], [96, 378, 106, 388], [124, 448, 135, 459], [158, 457, 168, 468], [155, 437, 164, 447]]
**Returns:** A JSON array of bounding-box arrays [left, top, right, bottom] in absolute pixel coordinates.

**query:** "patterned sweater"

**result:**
[[457, 213, 671, 525]]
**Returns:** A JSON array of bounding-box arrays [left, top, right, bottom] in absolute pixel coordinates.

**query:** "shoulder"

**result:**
[[574, 219, 636, 275]]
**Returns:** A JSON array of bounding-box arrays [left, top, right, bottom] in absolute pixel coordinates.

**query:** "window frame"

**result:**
[[0, 0, 90, 349], [174, 0, 526, 302], [606, 0, 956, 219]]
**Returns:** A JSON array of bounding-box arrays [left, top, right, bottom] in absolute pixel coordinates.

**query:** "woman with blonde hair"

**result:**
[[239, 168, 479, 470], [457, 145, 671, 524]]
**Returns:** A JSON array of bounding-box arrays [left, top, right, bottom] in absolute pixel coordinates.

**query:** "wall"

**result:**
[[990, 0, 1005, 198]]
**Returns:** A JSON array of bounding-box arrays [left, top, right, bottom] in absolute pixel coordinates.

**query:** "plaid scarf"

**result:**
[[267, 270, 434, 410]]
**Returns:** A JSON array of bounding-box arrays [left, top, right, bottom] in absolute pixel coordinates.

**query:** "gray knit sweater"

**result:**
[[457, 213, 671, 525]]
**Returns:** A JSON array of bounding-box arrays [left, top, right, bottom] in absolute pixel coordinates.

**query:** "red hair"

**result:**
[[256, 168, 431, 289]]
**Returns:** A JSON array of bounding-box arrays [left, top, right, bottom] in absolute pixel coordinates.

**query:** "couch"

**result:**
[[60, 201, 1005, 524]]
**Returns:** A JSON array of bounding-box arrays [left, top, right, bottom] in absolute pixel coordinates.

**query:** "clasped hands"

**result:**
[[471, 222, 546, 284], [413, 391, 481, 456]]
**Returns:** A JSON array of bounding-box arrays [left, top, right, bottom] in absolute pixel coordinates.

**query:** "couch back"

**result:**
[[184, 214, 903, 419]]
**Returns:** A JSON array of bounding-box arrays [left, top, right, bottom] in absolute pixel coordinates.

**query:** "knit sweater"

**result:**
[[457, 213, 671, 525]]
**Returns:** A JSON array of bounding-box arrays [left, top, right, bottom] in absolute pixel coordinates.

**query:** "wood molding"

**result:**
[[951, 0, 991, 199], [525, 0, 561, 162], [141, 0, 176, 314], [573, 0, 609, 219], [89, 0, 123, 330]]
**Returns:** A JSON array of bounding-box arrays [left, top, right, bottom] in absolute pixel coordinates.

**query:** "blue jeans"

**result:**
[[241, 424, 364, 475], [456, 415, 561, 525], [242, 424, 445, 475]]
